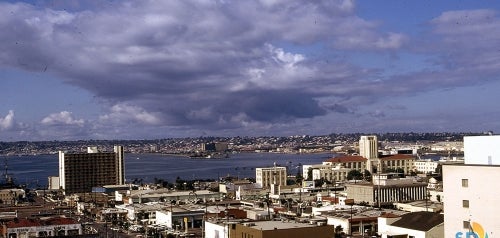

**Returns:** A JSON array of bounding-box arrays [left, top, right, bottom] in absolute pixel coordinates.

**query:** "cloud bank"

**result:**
[[1, 1, 500, 140]]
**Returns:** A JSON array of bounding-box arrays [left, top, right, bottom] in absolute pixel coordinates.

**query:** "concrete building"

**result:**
[[359, 135, 379, 173], [413, 159, 439, 174], [359, 135, 378, 160], [156, 207, 205, 230], [58, 145, 125, 194], [346, 173, 428, 206], [47, 176, 60, 190], [443, 135, 500, 238], [255, 166, 287, 188], [379, 154, 415, 174], [318, 156, 367, 182]]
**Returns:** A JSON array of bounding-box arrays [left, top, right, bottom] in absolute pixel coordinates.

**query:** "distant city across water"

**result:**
[[0, 152, 451, 189], [0, 152, 335, 188]]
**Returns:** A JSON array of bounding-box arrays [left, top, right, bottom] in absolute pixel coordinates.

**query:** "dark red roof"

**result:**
[[325, 155, 367, 163], [6, 219, 41, 228], [6, 217, 78, 228], [379, 154, 415, 160]]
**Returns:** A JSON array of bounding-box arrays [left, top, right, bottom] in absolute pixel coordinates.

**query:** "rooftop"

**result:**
[[390, 211, 443, 231], [247, 220, 327, 230]]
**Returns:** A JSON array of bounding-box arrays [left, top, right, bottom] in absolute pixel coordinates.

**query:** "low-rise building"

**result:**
[[346, 174, 428, 206], [0, 189, 25, 205], [0, 217, 82, 237], [231, 220, 334, 238], [377, 211, 444, 238]]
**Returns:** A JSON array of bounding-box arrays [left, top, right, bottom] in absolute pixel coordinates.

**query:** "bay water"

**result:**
[[0, 152, 334, 188]]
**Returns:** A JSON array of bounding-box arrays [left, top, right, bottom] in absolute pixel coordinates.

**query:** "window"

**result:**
[[462, 200, 469, 208], [463, 221, 470, 229], [462, 179, 468, 187]]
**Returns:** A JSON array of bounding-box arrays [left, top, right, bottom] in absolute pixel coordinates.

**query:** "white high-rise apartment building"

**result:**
[[443, 135, 500, 238]]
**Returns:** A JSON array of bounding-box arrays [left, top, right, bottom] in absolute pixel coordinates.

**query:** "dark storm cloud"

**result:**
[[3, 1, 500, 139]]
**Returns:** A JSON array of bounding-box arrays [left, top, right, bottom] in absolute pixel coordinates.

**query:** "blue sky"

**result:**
[[1, 0, 500, 141]]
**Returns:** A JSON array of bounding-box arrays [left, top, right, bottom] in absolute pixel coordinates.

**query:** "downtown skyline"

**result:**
[[1, 0, 500, 141]]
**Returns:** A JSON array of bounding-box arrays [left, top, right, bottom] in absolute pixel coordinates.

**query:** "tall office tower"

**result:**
[[443, 135, 500, 238], [359, 135, 379, 173], [59, 145, 125, 194]]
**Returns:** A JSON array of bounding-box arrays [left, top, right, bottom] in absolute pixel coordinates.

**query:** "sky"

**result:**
[[1, 0, 500, 141]]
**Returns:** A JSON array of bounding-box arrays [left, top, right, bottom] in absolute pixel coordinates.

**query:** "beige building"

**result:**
[[309, 155, 367, 182], [0, 189, 25, 205], [59, 145, 125, 194], [255, 166, 287, 188], [379, 154, 415, 174], [229, 220, 334, 238], [346, 173, 428, 206]]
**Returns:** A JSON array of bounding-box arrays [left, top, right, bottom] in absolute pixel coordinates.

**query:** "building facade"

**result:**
[[359, 135, 379, 173], [443, 135, 500, 238], [1, 217, 82, 237], [255, 167, 287, 188], [59, 145, 125, 194], [413, 159, 439, 174], [379, 154, 416, 174], [309, 156, 367, 182], [228, 220, 334, 238], [346, 174, 428, 206]]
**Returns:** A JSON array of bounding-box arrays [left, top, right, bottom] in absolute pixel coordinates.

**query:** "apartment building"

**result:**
[[59, 145, 125, 194]]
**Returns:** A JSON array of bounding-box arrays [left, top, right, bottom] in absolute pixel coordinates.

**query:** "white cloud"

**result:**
[[0, 110, 14, 130], [100, 103, 161, 125], [41, 111, 84, 126]]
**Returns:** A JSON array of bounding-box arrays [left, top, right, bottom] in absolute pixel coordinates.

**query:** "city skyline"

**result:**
[[2, 0, 500, 141]]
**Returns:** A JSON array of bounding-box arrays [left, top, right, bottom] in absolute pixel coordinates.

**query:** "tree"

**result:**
[[307, 167, 313, 181], [334, 225, 344, 238], [295, 171, 304, 184], [363, 170, 372, 181], [347, 170, 363, 180], [314, 178, 325, 188]]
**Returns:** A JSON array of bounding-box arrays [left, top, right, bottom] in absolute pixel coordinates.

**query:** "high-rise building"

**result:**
[[443, 135, 500, 238], [59, 146, 125, 194], [359, 135, 379, 173], [359, 135, 378, 159]]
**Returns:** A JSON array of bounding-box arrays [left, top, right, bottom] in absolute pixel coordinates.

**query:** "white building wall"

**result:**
[[327, 217, 350, 235], [464, 135, 500, 165], [155, 211, 172, 227], [443, 165, 500, 238], [204, 221, 228, 238], [381, 226, 426, 238], [413, 160, 438, 174]]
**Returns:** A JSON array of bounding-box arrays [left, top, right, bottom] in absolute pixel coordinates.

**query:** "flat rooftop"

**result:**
[[249, 220, 325, 230]]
